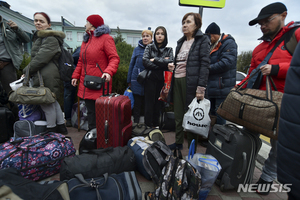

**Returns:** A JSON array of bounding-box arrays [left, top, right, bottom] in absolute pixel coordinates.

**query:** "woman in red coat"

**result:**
[[71, 14, 120, 130]]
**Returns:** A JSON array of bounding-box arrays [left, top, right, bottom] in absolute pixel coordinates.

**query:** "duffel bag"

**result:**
[[0, 168, 69, 200], [0, 132, 76, 181], [217, 73, 283, 140], [60, 146, 136, 181], [127, 137, 153, 180], [68, 171, 142, 200], [132, 124, 165, 143]]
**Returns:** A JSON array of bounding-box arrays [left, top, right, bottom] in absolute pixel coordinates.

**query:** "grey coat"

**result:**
[[0, 16, 30, 70], [24, 29, 65, 97]]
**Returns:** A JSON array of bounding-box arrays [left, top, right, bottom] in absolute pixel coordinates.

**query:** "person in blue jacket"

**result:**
[[127, 30, 153, 124], [205, 22, 237, 125], [277, 41, 300, 200]]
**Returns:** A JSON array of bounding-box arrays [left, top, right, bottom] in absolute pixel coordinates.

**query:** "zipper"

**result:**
[[111, 176, 123, 200], [128, 172, 138, 200], [82, 35, 92, 98], [239, 103, 245, 119], [208, 140, 234, 160]]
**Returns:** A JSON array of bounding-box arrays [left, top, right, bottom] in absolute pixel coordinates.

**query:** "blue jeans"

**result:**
[[209, 98, 226, 125], [64, 81, 76, 120], [261, 138, 277, 182]]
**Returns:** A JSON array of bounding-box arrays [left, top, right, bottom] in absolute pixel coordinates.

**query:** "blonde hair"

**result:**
[[142, 30, 153, 38]]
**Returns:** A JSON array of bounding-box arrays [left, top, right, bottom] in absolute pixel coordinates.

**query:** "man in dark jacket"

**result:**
[[277, 42, 300, 200], [0, 16, 30, 94], [205, 22, 237, 125]]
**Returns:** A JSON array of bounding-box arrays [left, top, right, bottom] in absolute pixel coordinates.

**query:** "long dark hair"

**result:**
[[154, 26, 168, 49]]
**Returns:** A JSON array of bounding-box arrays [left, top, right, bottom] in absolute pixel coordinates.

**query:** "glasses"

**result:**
[[256, 14, 280, 27]]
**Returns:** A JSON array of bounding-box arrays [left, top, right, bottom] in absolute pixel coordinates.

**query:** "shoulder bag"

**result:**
[[84, 63, 105, 90], [8, 67, 56, 105], [137, 69, 151, 85], [217, 69, 283, 140]]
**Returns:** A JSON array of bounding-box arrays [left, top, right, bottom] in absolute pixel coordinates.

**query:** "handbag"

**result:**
[[182, 97, 211, 138], [137, 69, 151, 85], [217, 69, 283, 140], [84, 63, 105, 90], [8, 68, 56, 105]]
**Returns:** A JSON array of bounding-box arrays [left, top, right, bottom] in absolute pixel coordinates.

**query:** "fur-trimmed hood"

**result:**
[[37, 29, 66, 39], [83, 24, 111, 42]]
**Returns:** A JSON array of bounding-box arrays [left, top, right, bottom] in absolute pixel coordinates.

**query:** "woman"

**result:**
[[142, 26, 173, 128], [127, 30, 153, 124], [168, 12, 210, 151], [23, 12, 67, 134], [71, 14, 120, 130]]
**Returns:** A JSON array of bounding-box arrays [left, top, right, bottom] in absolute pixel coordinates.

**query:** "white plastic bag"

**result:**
[[9, 77, 25, 91], [182, 97, 211, 138]]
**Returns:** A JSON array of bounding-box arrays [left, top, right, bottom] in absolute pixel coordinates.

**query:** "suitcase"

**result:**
[[0, 105, 15, 143], [205, 124, 262, 191], [95, 82, 132, 148]]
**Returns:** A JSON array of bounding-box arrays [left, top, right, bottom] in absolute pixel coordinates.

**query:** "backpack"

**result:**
[[142, 141, 172, 185], [56, 44, 74, 82], [145, 155, 202, 200], [284, 24, 300, 55]]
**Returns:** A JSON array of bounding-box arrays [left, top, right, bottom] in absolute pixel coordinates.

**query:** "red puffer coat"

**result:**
[[239, 21, 300, 92], [72, 26, 120, 100]]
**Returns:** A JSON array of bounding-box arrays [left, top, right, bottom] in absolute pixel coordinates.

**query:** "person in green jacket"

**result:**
[[0, 15, 30, 94], [23, 12, 68, 135]]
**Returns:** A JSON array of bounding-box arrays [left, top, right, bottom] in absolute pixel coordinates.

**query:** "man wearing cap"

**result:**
[[0, 16, 30, 94], [205, 22, 237, 125], [237, 2, 300, 195]]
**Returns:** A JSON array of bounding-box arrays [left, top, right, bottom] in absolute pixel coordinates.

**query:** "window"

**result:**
[[127, 36, 141, 47], [77, 32, 84, 42], [66, 31, 72, 41]]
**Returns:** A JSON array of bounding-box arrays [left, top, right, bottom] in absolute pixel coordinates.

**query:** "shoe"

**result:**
[[66, 119, 72, 127], [199, 140, 208, 148], [255, 178, 273, 195], [168, 143, 183, 150], [47, 126, 57, 133], [57, 123, 68, 135]]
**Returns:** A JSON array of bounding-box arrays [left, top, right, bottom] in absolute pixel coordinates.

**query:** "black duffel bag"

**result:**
[[60, 146, 137, 181]]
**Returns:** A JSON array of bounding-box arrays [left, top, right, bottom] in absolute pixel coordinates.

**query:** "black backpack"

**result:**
[[56, 45, 75, 82]]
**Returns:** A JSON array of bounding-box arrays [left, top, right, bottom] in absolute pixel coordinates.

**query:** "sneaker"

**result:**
[[46, 126, 57, 133], [168, 143, 183, 150], [256, 178, 273, 195], [57, 123, 68, 135], [66, 119, 72, 127]]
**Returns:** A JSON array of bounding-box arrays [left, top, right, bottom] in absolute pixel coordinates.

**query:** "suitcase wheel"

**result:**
[[220, 184, 225, 192]]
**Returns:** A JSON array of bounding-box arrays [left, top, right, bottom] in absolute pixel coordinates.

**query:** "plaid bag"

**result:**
[[0, 132, 76, 181]]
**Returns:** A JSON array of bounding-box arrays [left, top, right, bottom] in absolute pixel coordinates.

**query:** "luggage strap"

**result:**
[[69, 173, 109, 200]]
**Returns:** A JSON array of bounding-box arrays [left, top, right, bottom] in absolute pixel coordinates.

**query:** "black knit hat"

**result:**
[[249, 2, 287, 26], [205, 22, 220, 35]]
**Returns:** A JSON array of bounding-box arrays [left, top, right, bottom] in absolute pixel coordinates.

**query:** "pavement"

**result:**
[[47, 121, 288, 200]]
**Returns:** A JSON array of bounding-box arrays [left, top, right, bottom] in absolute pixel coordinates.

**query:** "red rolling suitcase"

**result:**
[[95, 83, 132, 148]]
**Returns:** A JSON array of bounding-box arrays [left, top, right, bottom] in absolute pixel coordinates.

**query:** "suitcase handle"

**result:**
[[237, 152, 247, 179]]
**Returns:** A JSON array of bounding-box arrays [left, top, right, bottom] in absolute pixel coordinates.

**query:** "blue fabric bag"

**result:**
[[68, 171, 142, 200], [124, 87, 134, 109]]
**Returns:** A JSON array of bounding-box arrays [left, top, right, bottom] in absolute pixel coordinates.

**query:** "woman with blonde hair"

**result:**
[[127, 29, 153, 124]]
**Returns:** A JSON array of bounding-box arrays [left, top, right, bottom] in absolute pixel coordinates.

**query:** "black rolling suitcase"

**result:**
[[0, 105, 15, 143], [206, 124, 262, 191]]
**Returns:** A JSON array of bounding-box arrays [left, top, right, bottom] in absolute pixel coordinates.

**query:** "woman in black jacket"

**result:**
[[143, 26, 173, 128], [168, 12, 210, 151]]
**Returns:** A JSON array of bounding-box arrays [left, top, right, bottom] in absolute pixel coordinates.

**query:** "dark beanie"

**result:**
[[87, 14, 104, 28], [205, 22, 220, 35]]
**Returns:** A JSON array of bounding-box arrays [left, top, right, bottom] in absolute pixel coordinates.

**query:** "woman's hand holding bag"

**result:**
[[182, 98, 211, 138]]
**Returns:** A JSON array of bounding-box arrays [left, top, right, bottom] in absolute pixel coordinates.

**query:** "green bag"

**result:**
[[9, 67, 56, 105]]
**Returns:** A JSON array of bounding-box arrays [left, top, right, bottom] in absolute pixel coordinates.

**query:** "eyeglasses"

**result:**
[[256, 14, 280, 27]]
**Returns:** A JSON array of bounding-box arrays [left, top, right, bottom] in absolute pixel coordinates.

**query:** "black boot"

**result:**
[[47, 126, 57, 133], [255, 178, 273, 195], [57, 124, 68, 135]]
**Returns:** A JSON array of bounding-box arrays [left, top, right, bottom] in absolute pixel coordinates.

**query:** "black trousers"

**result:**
[[144, 79, 164, 127], [85, 99, 96, 130], [133, 94, 144, 123]]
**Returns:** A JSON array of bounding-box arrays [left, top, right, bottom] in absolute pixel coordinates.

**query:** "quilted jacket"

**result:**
[[72, 25, 120, 100]]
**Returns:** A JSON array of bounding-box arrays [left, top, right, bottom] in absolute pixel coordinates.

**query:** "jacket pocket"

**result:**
[[219, 77, 225, 89]]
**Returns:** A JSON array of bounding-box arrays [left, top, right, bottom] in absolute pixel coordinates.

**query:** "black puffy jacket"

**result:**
[[206, 34, 237, 98], [169, 29, 210, 110]]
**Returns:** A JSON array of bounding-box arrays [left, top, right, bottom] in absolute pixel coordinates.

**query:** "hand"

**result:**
[[102, 73, 111, 82], [128, 83, 131, 87], [196, 92, 204, 100], [7, 20, 18, 30], [71, 79, 78, 86], [164, 57, 169, 60], [260, 64, 272, 76], [168, 63, 175, 72], [21, 74, 25, 78], [150, 58, 154, 62]]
